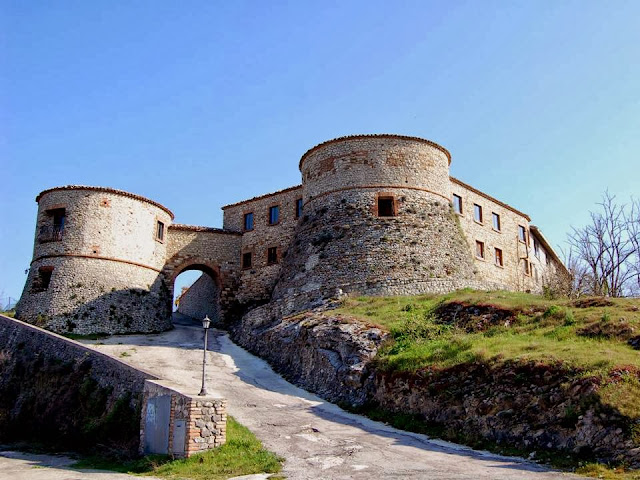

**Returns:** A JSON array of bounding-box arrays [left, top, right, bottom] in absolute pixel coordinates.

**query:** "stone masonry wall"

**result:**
[[16, 187, 174, 333], [177, 273, 221, 322], [17, 256, 171, 334], [451, 178, 562, 294], [141, 380, 226, 458], [272, 189, 492, 312], [270, 136, 498, 311], [0, 314, 158, 455], [164, 226, 242, 321], [222, 186, 303, 305]]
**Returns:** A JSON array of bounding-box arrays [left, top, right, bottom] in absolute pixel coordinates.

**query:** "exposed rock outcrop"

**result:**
[[231, 302, 387, 406], [230, 301, 640, 468]]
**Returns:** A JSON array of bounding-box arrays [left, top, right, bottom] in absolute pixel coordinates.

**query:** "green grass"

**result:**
[[72, 416, 283, 479], [335, 289, 640, 416], [0, 309, 16, 318]]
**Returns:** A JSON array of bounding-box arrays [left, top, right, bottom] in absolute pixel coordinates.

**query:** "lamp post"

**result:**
[[198, 315, 211, 396]]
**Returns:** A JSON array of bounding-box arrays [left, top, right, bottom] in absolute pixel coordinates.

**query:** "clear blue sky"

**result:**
[[2, 1, 639, 302]]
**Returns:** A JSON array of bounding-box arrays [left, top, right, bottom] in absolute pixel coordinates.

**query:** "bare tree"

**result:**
[[627, 197, 640, 296], [567, 192, 638, 297]]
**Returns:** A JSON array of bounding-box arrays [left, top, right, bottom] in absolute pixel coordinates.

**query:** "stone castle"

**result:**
[[16, 134, 568, 334]]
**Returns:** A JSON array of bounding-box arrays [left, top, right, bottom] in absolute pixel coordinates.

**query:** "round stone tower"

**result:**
[[272, 134, 479, 309], [16, 186, 174, 334]]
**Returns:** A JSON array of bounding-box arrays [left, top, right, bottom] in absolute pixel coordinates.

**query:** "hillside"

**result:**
[[334, 290, 640, 476]]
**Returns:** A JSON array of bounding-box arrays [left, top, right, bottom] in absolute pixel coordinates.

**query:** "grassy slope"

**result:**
[[72, 416, 283, 479], [335, 290, 640, 477]]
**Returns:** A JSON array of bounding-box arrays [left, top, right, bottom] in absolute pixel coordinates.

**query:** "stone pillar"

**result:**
[[141, 380, 226, 458]]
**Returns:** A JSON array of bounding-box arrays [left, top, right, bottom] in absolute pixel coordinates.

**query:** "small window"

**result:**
[[453, 194, 462, 214], [39, 208, 66, 243], [475, 240, 485, 259], [156, 221, 165, 241], [473, 204, 483, 223], [244, 212, 254, 231], [269, 206, 280, 225], [523, 259, 531, 276], [492, 212, 501, 231], [534, 265, 539, 282], [267, 247, 278, 265], [242, 252, 252, 269], [534, 238, 540, 258], [518, 225, 527, 243], [378, 197, 395, 217], [31, 267, 53, 293], [495, 248, 503, 267], [295, 198, 303, 219]]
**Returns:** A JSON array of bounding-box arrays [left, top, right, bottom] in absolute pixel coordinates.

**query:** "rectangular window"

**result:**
[[495, 247, 503, 267], [295, 198, 303, 219], [156, 221, 165, 241], [475, 240, 485, 259], [39, 208, 66, 243], [31, 266, 53, 293], [523, 259, 531, 276], [453, 194, 462, 214], [267, 246, 278, 265], [378, 197, 395, 217], [473, 204, 483, 223], [243, 212, 254, 231], [269, 206, 280, 225], [242, 252, 252, 269], [492, 212, 501, 231], [534, 238, 540, 258], [518, 225, 527, 243]]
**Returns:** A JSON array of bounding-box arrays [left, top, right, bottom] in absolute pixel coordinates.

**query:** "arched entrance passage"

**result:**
[[163, 257, 222, 324]]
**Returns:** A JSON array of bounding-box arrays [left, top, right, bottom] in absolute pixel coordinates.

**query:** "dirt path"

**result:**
[[81, 314, 583, 480]]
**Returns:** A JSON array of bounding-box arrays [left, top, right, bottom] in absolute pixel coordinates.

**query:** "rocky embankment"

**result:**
[[231, 302, 387, 406], [230, 302, 640, 468]]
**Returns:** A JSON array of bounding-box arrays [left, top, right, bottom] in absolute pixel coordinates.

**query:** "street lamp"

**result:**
[[198, 315, 211, 396]]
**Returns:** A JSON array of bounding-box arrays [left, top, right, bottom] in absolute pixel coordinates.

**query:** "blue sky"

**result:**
[[2, 1, 639, 302]]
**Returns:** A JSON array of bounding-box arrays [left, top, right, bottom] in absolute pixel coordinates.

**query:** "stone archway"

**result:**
[[162, 256, 224, 323]]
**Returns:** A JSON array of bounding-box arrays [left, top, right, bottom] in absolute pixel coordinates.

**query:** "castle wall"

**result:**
[[271, 135, 489, 310], [16, 187, 174, 334], [451, 178, 561, 294], [16, 135, 569, 334], [222, 186, 302, 305], [164, 226, 242, 318], [176, 273, 221, 322]]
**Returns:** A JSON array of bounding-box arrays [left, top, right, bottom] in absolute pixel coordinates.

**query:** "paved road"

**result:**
[[0, 450, 161, 480], [71, 313, 581, 480]]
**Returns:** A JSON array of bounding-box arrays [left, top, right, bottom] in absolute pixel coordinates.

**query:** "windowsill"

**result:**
[[267, 262, 279, 266], [494, 263, 504, 269], [268, 222, 281, 226], [475, 256, 486, 262], [243, 228, 254, 232], [242, 266, 253, 271], [492, 228, 502, 234], [474, 220, 484, 226], [155, 238, 165, 244]]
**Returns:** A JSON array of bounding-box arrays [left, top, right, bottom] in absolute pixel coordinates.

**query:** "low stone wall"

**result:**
[[0, 314, 227, 459], [0, 314, 157, 456]]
